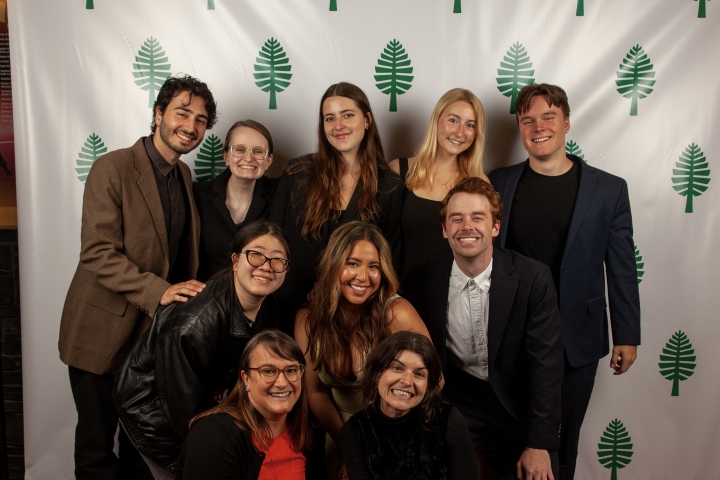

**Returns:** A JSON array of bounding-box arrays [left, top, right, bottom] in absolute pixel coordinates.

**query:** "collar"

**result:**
[[451, 258, 492, 293], [144, 135, 176, 177]]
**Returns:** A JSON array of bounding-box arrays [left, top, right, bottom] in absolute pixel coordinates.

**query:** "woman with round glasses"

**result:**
[[194, 120, 275, 281], [269, 82, 403, 333], [115, 220, 292, 478], [175, 330, 313, 480], [340, 332, 479, 480]]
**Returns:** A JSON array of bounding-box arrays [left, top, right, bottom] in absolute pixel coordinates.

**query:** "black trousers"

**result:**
[[444, 365, 559, 480], [68, 366, 151, 480], [558, 357, 599, 480]]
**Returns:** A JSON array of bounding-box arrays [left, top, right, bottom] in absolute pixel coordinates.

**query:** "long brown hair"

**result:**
[[189, 330, 311, 452], [303, 222, 399, 387], [286, 82, 389, 240]]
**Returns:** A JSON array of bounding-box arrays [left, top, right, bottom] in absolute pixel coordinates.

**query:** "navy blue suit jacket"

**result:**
[[488, 155, 641, 367]]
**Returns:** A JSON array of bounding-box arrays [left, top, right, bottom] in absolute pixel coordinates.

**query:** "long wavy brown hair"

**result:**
[[189, 330, 311, 452], [303, 222, 400, 387], [286, 82, 389, 240]]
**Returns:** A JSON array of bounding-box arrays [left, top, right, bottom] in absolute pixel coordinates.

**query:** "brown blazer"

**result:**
[[59, 138, 200, 375]]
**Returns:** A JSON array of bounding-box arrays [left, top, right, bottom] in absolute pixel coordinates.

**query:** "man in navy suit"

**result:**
[[488, 83, 641, 480], [404, 177, 564, 479]]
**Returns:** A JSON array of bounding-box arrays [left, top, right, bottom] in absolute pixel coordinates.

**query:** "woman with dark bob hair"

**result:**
[[115, 220, 291, 478], [340, 331, 479, 480], [270, 82, 403, 332], [295, 221, 429, 478], [175, 329, 313, 479]]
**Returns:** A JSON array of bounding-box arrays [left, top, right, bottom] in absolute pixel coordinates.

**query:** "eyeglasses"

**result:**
[[246, 364, 305, 383], [241, 250, 290, 273], [228, 145, 270, 161]]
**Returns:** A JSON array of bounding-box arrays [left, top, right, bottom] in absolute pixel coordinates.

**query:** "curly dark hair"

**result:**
[[150, 75, 218, 134]]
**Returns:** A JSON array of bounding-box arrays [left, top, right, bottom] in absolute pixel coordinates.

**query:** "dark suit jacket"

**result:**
[[403, 248, 564, 450], [193, 168, 274, 281], [59, 138, 200, 375], [488, 156, 641, 367]]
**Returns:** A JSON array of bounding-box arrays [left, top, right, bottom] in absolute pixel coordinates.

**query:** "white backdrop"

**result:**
[[10, 1, 720, 478]]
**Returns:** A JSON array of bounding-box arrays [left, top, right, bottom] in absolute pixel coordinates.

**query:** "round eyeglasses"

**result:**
[[246, 364, 305, 383], [228, 145, 270, 161], [241, 250, 290, 273]]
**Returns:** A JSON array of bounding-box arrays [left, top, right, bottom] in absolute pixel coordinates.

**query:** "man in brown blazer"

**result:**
[[58, 75, 217, 479]]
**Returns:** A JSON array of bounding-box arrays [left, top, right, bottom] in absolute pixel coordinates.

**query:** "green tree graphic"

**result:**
[[659, 331, 696, 396], [454, 0, 462, 13], [86, 0, 94, 8], [671, 143, 710, 213], [576, 0, 584, 15], [615, 45, 655, 116], [597, 419, 633, 480], [193, 134, 224, 182], [696, 0, 707, 18], [133, 37, 171, 108], [566, 140, 586, 163], [253, 38, 292, 110], [76, 134, 107, 183], [375, 39, 414, 112], [208, 0, 215, 9], [330, 0, 337, 10], [634, 245, 644, 284], [496, 42, 535, 114]]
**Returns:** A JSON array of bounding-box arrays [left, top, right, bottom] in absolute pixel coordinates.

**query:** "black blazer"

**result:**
[[488, 156, 640, 367], [403, 248, 564, 450], [193, 168, 274, 281]]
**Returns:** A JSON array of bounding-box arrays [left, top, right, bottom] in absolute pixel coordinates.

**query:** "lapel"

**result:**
[[133, 139, 169, 259], [211, 168, 238, 230], [487, 249, 519, 364], [563, 155, 599, 255], [498, 161, 527, 247], [244, 176, 271, 223], [340, 179, 361, 223]]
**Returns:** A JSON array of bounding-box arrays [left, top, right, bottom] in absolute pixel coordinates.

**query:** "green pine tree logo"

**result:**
[[566, 140, 586, 163], [375, 39, 414, 112], [86, 0, 94, 8], [615, 45, 655, 116], [659, 331, 696, 396], [208, 0, 215, 9], [671, 143, 711, 213], [634, 245, 644, 284], [576, 0, 584, 15], [597, 419, 633, 480], [133, 37, 171, 108], [454, 0, 462, 13], [696, 0, 708, 18], [253, 38, 292, 110], [329, 0, 337, 10], [76, 133, 107, 183], [496, 42, 535, 114], [193, 134, 224, 182]]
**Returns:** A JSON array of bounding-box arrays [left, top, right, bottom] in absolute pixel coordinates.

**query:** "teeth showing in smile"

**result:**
[[459, 237, 477, 243], [239, 165, 257, 170], [252, 275, 271, 283], [349, 284, 367, 292], [533, 136, 550, 143], [270, 392, 291, 398], [177, 132, 194, 142], [448, 138, 463, 146], [392, 389, 413, 398]]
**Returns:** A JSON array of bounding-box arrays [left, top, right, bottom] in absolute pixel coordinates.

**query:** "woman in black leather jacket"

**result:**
[[114, 220, 291, 478]]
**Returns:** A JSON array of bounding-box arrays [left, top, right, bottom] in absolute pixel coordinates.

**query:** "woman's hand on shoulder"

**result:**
[[388, 297, 431, 340]]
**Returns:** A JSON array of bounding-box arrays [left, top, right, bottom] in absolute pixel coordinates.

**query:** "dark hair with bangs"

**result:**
[[515, 83, 570, 121]]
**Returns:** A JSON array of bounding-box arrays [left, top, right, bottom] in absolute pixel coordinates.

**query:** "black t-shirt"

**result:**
[[505, 161, 580, 294]]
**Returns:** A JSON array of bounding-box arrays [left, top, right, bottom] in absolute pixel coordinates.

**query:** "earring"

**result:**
[[245, 385, 250, 392]]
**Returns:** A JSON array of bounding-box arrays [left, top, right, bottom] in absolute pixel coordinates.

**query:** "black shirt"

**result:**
[[505, 160, 580, 294]]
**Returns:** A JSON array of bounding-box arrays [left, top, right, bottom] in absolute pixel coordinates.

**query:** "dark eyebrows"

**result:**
[[175, 105, 208, 120], [390, 358, 427, 371]]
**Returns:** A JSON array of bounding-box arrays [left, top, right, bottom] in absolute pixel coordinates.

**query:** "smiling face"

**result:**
[[518, 95, 570, 164], [240, 344, 302, 423], [338, 239, 381, 307], [232, 234, 288, 302], [153, 90, 208, 163], [322, 96, 370, 162], [377, 350, 428, 418], [224, 126, 273, 181], [436, 101, 477, 159], [442, 192, 499, 265]]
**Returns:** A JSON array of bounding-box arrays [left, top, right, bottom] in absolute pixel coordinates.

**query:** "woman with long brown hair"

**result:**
[[269, 82, 402, 333], [294, 221, 429, 479]]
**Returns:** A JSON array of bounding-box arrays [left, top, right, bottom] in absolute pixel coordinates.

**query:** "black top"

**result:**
[[339, 405, 480, 480], [505, 161, 580, 293], [268, 156, 403, 332], [193, 168, 274, 281], [397, 158, 452, 282]]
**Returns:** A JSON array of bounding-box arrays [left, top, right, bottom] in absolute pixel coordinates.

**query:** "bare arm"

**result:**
[[294, 309, 345, 443], [387, 297, 431, 340]]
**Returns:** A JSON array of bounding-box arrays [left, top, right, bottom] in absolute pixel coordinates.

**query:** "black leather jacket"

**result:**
[[113, 273, 277, 469]]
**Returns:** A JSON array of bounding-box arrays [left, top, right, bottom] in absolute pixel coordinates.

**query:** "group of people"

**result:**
[[58, 74, 640, 480]]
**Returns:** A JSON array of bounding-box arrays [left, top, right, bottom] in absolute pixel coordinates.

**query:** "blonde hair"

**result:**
[[405, 88, 487, 190]]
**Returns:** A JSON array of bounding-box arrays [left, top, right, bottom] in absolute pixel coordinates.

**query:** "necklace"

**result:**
[[434, 171, 458, 190], [266, 429, 294, 480], [341, 171, 360, 190]]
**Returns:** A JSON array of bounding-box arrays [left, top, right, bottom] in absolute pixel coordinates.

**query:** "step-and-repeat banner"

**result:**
[[10, 1, 719, 478]]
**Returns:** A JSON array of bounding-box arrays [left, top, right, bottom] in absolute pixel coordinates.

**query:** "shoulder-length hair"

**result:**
[[405, 88, 487, 190], [189, 330, 311, 452], [358, 331, 444, 429], [303, 221, 399, 387], [286, 82, 388, 240]]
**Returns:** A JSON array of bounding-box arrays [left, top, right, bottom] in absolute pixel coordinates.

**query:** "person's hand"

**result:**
[[337, 462, 348, 479], [610, 345, 637, 375], [516, 447, 553, 480], [160, 280, 205, 306]]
